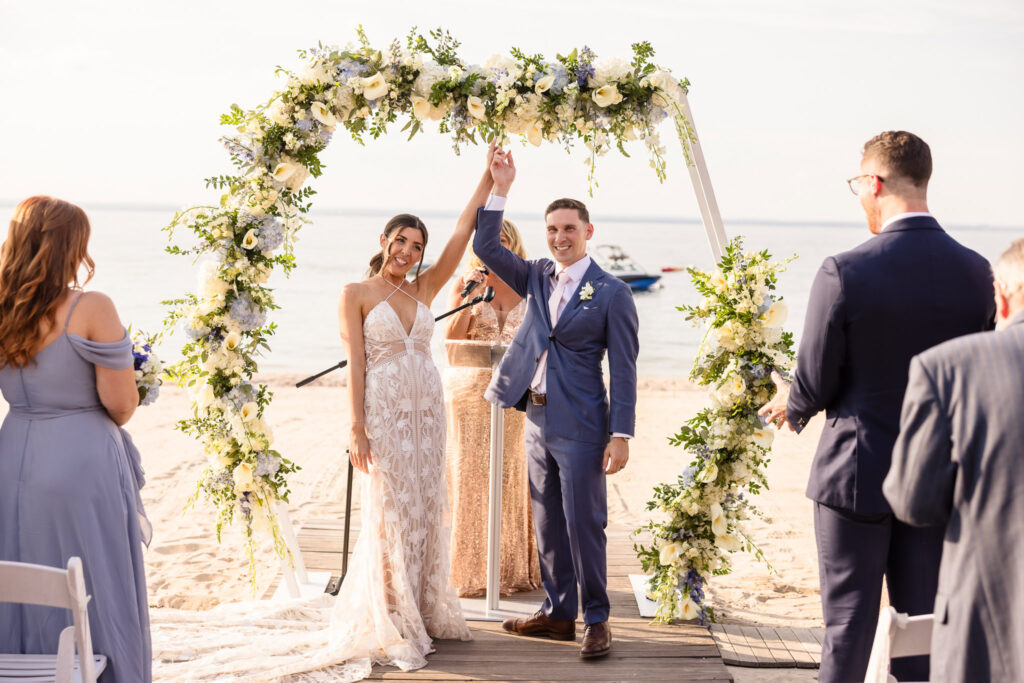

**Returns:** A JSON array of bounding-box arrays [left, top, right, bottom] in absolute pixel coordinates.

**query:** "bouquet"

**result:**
[[131, 331, 164, 406]]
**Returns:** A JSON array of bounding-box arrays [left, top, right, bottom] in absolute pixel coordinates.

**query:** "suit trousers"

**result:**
[[814, 502, 945, 683], [524, 401, 609, 625]]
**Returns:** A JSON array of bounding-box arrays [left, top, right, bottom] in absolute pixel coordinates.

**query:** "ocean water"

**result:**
[[72, 206, 1019, 377]]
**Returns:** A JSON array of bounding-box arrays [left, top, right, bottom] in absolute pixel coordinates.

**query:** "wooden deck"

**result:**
[[278, 518, 734, 681], [710, 624, 823, 669]]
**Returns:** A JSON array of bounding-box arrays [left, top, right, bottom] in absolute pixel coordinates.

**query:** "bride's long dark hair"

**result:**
[[367, 214, 429, 279]]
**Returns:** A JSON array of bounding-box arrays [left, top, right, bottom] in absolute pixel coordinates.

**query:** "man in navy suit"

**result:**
[[759, 131, 994, 682], [472, 147, 638, 659]]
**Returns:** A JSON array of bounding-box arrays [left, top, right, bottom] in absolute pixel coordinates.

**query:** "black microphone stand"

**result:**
[[298, 286, 495, 595]]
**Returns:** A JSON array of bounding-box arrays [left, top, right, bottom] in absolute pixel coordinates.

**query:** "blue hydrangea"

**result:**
[[255, 452, 282, 477], [295, 118, 313, 132], [335, 59, 366, 82], [225, 382, 256, 410], [536, 63, 570, 95], [229, 293, 267, 332], [258, 217, 285, 252]]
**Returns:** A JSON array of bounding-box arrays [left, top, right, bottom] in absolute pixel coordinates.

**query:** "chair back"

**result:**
[[865, 606, 934, 683], [0, 557, 101, 683]]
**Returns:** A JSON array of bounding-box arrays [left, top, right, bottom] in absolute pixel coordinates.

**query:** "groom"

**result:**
[[472, 147, 639, 659]]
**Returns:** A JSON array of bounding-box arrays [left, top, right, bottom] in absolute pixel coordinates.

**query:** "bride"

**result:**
[[151, 146, 496, 681]]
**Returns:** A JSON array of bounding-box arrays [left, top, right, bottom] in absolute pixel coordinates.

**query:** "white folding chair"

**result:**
[[864, 606, 934, 683], [0, 557, 107, 683]]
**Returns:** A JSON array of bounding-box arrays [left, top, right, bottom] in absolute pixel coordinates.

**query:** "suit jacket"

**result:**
[[787, 215, 994, 513], [882, 312, 1024, 683], [472, 209, 639, 445]]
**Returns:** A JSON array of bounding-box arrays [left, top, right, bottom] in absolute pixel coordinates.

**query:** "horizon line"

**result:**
[[0, 199, 1019, 233]]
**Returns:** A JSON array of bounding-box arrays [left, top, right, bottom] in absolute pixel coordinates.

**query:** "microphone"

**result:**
[[481, 286, 495, 302], [460, 266, 490, 298]]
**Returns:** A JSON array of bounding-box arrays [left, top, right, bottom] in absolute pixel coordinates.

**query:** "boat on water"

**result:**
[[593, 244, 662, 292]]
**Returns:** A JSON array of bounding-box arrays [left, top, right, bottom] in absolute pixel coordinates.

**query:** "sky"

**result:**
[[1, 0, 1022, 228]]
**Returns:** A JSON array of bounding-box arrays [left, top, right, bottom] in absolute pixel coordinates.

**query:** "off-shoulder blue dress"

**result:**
[[0, 294, 151, 682]]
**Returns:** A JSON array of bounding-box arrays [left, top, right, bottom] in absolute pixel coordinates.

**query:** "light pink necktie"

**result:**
[[548, 271, 572, 326]]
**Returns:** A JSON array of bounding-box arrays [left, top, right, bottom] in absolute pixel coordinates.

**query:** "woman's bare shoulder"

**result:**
[[71, 290, 125, 342]]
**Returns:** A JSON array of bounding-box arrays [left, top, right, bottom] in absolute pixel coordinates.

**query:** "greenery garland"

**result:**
[[161, 26, 699, 582], [635, 237, 796, 623]]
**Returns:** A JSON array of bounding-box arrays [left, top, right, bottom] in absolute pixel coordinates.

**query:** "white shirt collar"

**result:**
[[555, 255, 592, 283], [880, 212, 933, 232]]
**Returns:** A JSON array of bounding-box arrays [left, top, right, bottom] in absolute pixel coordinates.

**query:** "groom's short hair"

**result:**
[[545, 198, 590, 224], [862, 131, 932, 188]]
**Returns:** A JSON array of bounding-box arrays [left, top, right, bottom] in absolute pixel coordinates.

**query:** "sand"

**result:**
[[22, 374, 829, 680]]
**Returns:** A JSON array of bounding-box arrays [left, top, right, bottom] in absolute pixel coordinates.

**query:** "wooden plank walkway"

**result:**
[[709, 623, 823, 669], [278, 518, 733, 681]]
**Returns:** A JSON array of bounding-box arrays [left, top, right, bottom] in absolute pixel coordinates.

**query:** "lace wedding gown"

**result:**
[[150, 286, 470, 681]]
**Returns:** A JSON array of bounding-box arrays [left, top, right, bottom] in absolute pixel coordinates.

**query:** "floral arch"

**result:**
[[163, 27, 789, 618]]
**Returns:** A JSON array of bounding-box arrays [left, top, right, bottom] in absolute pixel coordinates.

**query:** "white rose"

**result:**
[[411, 96, 431, 121], [649, 70, 678, 94], [710, 502, 728, 536], [525, 120, 543, 147], [680, 597, 700, 621], [193, 383, 217, 411], [233, 462, 255, 491], [266, 99, 292, 126], [241, 228, 259, 250], [298, 62, 327, 85], [360, 72, 388, 101], [590, 57, 632, 87], [466, 95, 487, 120], [763, 300, 788, 327], [240, 401, 259, 423], [482, 54, 516, 71], [592, 84, 623, 108], [658, 541, 684, 566], [534, 74, 555, 94], [716, 533, 743, 552], [310, 101, 336, 128]]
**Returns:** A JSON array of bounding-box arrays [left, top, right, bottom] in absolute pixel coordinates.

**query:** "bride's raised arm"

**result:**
[[416, 141, 496, 305]]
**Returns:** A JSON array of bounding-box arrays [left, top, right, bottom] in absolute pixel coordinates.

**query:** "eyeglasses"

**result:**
[[846, 174, 884, 196]]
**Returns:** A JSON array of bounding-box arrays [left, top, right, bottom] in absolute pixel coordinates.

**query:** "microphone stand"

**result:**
[[296, 285, 495, 595]]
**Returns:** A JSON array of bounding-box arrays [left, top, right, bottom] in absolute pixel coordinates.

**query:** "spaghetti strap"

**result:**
[[382, 280, 421, 305], [63, 291, 86, 333]]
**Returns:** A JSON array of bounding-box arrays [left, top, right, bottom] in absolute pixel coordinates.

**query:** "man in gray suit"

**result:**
[[883, 238, 1024, 683], [759, 131, 995, 682]]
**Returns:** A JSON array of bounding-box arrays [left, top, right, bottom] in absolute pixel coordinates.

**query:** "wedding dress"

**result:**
[[150, 284, 470, 681]]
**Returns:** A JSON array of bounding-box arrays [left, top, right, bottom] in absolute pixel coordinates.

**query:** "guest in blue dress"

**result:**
[[0, 196, 151, 682]]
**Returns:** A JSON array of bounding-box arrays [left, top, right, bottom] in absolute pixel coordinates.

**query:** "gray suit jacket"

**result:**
[[883, 311, 1024, 683]]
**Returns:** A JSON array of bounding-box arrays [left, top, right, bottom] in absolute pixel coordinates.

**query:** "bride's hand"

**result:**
[[349, 426, 373, 474]]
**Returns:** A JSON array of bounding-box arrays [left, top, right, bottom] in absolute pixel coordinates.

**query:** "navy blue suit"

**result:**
[[787, 215, 994, 682], [473, 208, 638, 624]]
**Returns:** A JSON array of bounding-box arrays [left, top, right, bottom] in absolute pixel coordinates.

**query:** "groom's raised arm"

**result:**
[[473, 204, 530, 298]]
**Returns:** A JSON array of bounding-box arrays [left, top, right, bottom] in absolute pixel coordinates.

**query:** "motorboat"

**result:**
[[593, 244, 662, 292]]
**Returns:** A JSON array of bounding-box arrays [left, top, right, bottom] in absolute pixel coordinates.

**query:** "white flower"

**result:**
[[592, 84, 623, 108], [698, 462, 719, 484], [310, 101, 336, 128], [233, 462, 255, 491], [266, 99, 291, 126], [447, 65, 464, 80], [534, 74, 555, 94], [428, 100, 447, 121], [241, 228, 259, 250], [240, 401, 259, 423], [298, 61, 328, 86], [224, 330, 242, 351], [360, 72, 388, 101], [752, 427, 774, 449], [763, 300, 788, 327], [710, 502, 728, 536], [525, 120, 543, 147], [466, 95, 487, 120], [411, 96, 432, 121], [590, 57, 632, 87], [272, 160, 299, 184], [649, 69, 676, 92], [716, 533, 743, 552], [579, 281, 595, 301], [658, 541, 684, 565], [680, 597, 700, 621], [483, 54, 517, 71], [413, 61, 446, 97]]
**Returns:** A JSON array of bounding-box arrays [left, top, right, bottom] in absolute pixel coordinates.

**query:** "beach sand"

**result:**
[[90, 375, 826, 680]]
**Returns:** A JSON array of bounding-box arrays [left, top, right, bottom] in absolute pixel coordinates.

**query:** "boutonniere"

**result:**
[[579, 281, 595, 301]]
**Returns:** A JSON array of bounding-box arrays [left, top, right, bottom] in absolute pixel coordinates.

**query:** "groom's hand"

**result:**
[[603, 437, 629, 475], [758, 371, 794, 432]]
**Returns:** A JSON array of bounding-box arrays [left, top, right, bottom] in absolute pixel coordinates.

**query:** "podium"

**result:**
[[446, 340, 540, 622]]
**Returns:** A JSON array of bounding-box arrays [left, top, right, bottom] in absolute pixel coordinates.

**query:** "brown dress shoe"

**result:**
[[580, 621, 611, 659], [501, 610, 576, 641]]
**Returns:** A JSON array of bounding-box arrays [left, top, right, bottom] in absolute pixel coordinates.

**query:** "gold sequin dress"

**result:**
[[443, 300, 542, 597]]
